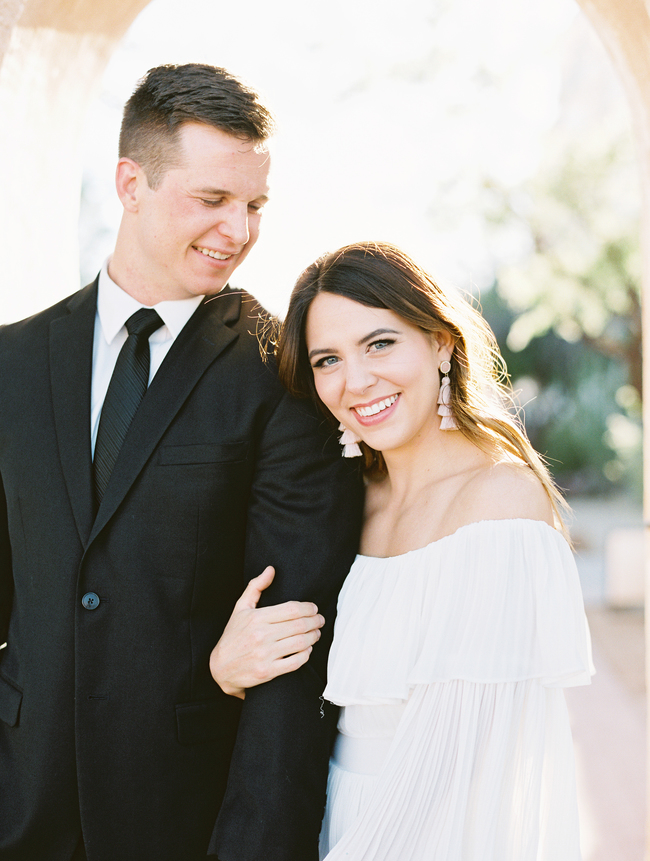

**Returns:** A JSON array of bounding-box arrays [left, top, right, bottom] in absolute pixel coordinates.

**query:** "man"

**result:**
[[0, 64, 363, 861]]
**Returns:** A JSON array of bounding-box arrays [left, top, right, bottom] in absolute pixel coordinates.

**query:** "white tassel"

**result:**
[[437, 377, 451, 406], [338, 423, 363, 457], [437, 362, 458, 430]]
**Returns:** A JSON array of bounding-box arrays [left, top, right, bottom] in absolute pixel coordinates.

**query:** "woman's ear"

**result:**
[[433, 330, 455, 364]]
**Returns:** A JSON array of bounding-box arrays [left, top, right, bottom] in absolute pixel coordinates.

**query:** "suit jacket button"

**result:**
[[81, 592, 100, 610]]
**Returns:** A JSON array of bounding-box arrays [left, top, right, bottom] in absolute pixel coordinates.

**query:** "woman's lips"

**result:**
[[351, 394, 400, 425]]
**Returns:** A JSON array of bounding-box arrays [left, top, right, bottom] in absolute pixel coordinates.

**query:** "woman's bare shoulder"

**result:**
[[458, 460, 554, 527]]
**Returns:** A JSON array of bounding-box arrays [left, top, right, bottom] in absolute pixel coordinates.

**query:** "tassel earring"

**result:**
[[338, 422, 363, 458], [437, 360, 458, 430]]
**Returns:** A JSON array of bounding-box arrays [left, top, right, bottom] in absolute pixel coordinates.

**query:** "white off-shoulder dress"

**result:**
[[319, 519, 593, 861]]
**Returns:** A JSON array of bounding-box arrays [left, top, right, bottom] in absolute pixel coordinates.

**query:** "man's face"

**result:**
[[126, 122, 271, 301]]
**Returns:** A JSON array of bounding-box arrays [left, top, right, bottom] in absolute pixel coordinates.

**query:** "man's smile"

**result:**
[[194, 245, 234, 260]]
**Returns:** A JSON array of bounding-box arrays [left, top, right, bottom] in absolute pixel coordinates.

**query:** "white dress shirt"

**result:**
[[90, 261, 204, 457]]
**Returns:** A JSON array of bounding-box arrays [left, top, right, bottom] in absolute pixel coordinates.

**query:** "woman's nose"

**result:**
[[345, 361, 376, 395]]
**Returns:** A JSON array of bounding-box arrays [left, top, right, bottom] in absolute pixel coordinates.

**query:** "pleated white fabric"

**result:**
[[319, 519, 594, 861]]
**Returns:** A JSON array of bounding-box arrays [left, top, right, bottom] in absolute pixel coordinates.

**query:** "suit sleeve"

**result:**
[[210, 390, 364, 861], [0, 472, 13, 646]]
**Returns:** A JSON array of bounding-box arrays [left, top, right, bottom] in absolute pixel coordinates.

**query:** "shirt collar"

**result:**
[[97, 260, 205, 344]]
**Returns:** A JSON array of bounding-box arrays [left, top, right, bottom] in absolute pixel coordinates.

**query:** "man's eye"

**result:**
[[248, 203, 265, 214], [201, 198, 224, 207]]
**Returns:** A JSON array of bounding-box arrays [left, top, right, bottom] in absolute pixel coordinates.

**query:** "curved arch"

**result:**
[[573, 4, 650, 845], [0, 0, 648, 846]]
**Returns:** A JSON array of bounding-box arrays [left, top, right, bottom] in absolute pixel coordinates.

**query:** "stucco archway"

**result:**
[[573, 1, 650, 849], [1, 0, 649, 850], [0, 0, 150, 323]]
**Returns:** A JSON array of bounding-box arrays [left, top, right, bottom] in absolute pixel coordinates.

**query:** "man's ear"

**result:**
[[115, 157, 144, 212]]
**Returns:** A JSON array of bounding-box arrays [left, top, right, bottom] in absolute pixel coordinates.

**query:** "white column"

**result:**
[[574, 1, 650, 854], [0, 0, 151, 323]]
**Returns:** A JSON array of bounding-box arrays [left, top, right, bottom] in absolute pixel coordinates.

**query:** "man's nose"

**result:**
[[218, 204, 250, 247]]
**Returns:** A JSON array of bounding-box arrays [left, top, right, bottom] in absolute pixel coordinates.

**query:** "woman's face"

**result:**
[[305, 292, 453, 456]]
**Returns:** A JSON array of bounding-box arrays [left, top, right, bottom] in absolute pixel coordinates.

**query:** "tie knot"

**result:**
[[125, 308, 164, 339]]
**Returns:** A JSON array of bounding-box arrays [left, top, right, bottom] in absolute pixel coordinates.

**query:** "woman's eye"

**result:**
[[313, 355, 338, 369], [368, 339, 394, 352]]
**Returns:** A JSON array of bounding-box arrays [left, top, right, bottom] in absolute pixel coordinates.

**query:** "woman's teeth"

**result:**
[[355, 395, 398, 417]]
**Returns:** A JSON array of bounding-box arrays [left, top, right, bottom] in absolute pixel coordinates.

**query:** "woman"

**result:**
[[277, 241, 593, 861]]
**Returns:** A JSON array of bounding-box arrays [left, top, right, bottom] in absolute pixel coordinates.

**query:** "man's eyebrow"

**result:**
[[308, 328, 400, 360], [196, 187, 230, 195], [195, 187, 270, 203]]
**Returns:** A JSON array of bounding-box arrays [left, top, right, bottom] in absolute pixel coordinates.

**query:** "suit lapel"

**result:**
[[49, 280, 98, 545], [88, 289, 242, 544]]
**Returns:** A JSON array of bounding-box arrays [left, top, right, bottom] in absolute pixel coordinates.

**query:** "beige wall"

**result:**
[[573, 1, 650, 851], [0, 0, 149, 322]]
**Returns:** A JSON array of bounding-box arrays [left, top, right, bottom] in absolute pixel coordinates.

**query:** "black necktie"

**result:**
[[93, 308, 164, 504]]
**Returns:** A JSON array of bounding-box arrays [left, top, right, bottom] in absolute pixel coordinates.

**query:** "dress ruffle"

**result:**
[[320, 519, 594, 861], [323, 519, 593, 706], [322, 680, 583, 861]]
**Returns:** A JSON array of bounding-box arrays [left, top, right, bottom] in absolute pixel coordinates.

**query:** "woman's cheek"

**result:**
[[314, 375, 332, 407]]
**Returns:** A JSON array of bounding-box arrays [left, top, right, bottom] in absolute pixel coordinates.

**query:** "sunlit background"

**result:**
[[79, 0, 641, 505], [82, 0, 585, 306]]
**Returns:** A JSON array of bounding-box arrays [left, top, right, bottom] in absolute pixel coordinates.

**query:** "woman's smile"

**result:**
[[351, 393, 400, 424]]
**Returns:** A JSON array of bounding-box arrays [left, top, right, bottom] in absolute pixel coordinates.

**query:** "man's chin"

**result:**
[[202, 281, 230, 297]]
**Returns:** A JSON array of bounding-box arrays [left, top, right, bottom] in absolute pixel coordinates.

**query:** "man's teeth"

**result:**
[[355, 395, 398, 417], [196, 246, 231, 260]]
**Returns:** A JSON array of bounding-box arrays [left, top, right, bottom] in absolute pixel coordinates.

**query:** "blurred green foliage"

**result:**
[[480, 287, 641, 497], [476, 96, 643, 500]]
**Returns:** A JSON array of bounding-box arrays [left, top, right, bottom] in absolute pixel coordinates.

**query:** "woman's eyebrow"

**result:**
[[308, 328, 400, 360], [357, 328, 400, 345], [308, 346, 335, 360]]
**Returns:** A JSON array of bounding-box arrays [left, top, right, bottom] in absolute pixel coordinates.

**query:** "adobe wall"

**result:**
[[574, 4, 650, 846], [0, 0, 149, 322]]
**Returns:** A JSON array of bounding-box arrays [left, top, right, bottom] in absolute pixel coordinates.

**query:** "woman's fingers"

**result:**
[[234, 565, 276, 611], [210, 567, 325, 697]]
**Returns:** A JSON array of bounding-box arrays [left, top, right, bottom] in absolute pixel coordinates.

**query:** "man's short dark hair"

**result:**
[[119, 63, 276, 188]]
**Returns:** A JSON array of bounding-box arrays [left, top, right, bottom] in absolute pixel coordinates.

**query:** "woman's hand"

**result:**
[[209, 566, 325, 699]]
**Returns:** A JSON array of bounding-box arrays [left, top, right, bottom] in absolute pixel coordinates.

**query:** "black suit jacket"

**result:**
[[0, 280, 363, 861]]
